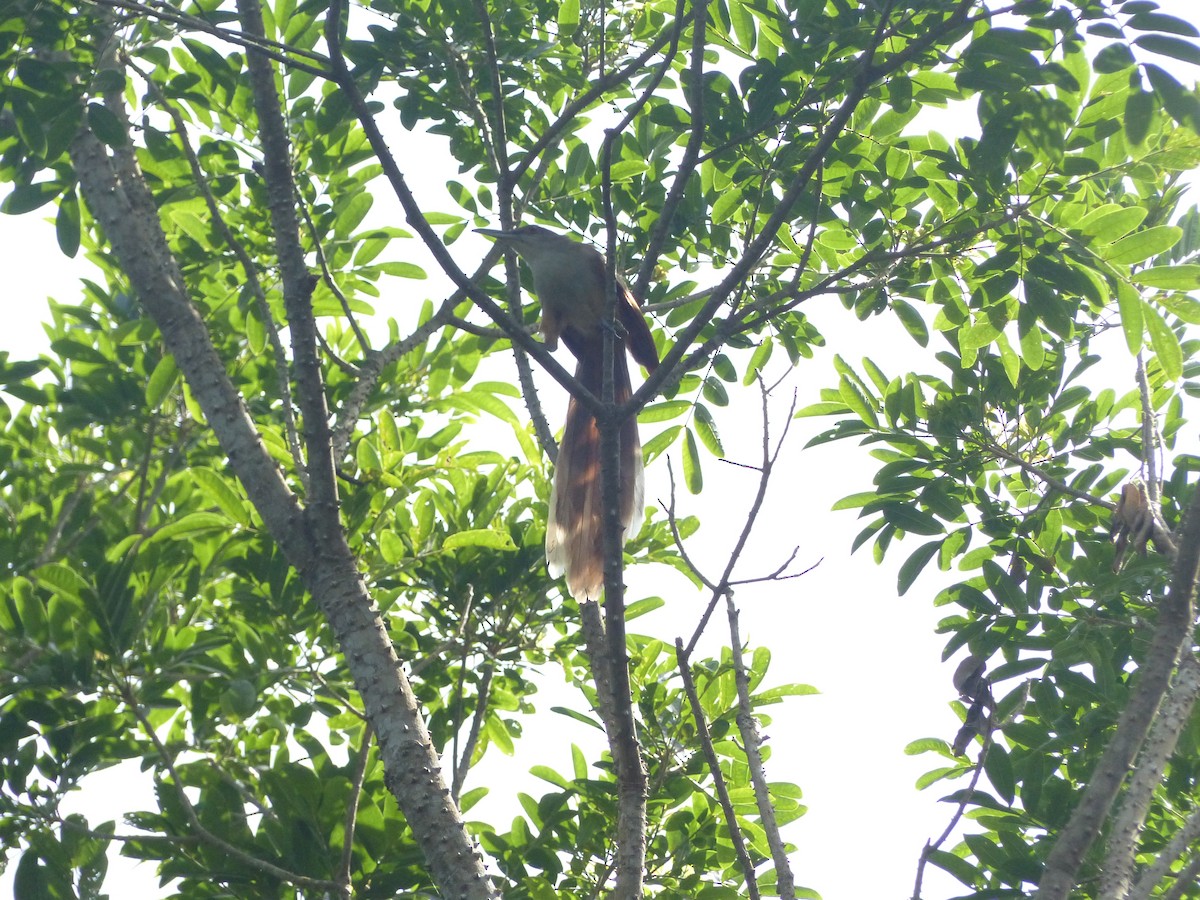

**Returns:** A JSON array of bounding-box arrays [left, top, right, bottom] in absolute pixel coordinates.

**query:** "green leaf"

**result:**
[[1158, 294, 1200, 324], [1, 182, 61, 214], [145, 354, 179, 409], [1124, 87, 1154, 146], [983, 559, 1025, 612], [642, 424, 682, 461], [1102, 225, 1183, 265], [377, 261, 427, 279], [744, 338, 773, 385], [1094, 43, 1136, 73], [753, 683, 819, 702], [892, 298, 929, 346], [702, 375, 729, 406], [832, 491, 879, 510], [551, 707, 602, 730], [1128, 12, 1200, 37], [333, 192, 373, 239], [926, 848, 981, 886], [10, 92, 48, 158], [729, 0, 756, 51], [1145, 64, 1200, 129], [905, 737, 952, 755], [485, 713, 514, 755], [1080, 206, 1147, 241], [170, 209, 210, 246], [1134, 34, 1200, 67], [794, 401, 849, 418], [379, 529, 405, 564], [882, 502, 943, 536], [682, 428, 703, 494], [1115, 281, 1144, 354], [984, 743, 1016, 804], [1144, 303, 1183, 380], [530, 764, 571, 789], [34, 562, 89, 601], [15, 849, 76, 900], [996, 333, 1019, 387], [1018, 314, 1045, 371], [442, 529, 518, 552], [693, 404, 724, 456], [56, 190, 81, 257], [898, 540, 941, 595], [712, 186, 744, 225], [625, 596, 664, 619], [145, 513, 230, 545], [13, 578, 48, 639], [838, 375, 879, 428], [641, 400, 692, 423], [713, 353, 737, 382], [86, 101, 127, 147], [191, 468, 251, 527], [1132, 264, 1200, 290]]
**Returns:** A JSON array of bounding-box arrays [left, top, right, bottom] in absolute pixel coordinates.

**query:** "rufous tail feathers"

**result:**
[[545, 343, 644, 601]]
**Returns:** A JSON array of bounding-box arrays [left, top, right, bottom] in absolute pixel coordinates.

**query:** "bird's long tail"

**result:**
[[545, 342, 644, 601]]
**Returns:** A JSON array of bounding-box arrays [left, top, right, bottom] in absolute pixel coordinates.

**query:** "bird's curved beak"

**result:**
[[475, 227, 515, 240]]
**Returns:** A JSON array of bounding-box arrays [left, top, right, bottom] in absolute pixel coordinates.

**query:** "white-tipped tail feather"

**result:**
[[546, 448, 644, 602]]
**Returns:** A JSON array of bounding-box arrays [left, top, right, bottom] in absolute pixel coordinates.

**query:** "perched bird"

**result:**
[[477, 225, 659, 601]]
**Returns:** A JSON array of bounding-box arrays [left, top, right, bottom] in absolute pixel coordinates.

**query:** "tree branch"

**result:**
[[725, 594, 795, 899], [1036, 478, 1200, 900], [675, 638, 762, 899], [85, 0, 331, 77], [238, 0, 331, 504], [1099, 652, 1200, 900], [124, 687, 342, 892]]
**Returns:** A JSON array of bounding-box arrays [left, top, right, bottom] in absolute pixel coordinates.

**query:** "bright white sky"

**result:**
[[2, 2, 1198, 897]]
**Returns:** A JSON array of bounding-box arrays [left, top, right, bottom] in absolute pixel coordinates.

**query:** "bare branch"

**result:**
[[682, 382, 800, 659], [322, 4, 586, 410], [912, 739, 991, 900]]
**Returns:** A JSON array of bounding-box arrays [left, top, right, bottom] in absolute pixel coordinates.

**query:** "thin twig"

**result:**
[[1136, 352, 1162, 505], [912, 735, 991, 900], [297, 194, 371, 354], [725, 595, 795, 899], [682, 382, 799, 659], [661, 458, 719, 592], [127, 57, 308, 479], [125, 688, 341, 891], [630, 0, 978, 414], [631, 0, 697, 296], [86, 0, 330, 76], [675, 638, 762, 899], [336, 724, 374, 899], [1131, 790, 1200, 900], [984, 441, 1118, 511]]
